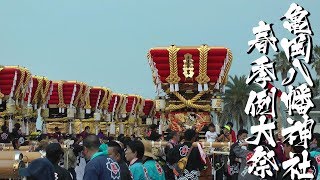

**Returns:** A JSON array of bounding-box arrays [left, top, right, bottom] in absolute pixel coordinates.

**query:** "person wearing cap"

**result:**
[[141, 140, 165, 180], [46, 143, 72, 180], [82, 135, 121, 180], [19, 157, 56, 180], [216, 125, 232, 143], [125, 140, 149, 180], [108, 141, 132, 180], [226, 122, 236, 143]]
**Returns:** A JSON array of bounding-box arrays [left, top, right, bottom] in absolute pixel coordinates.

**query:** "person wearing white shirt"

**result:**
[[205, 123, 218, 143]]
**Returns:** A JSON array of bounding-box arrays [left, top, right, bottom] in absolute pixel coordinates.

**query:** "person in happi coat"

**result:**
[[46, 143, 73, 180], [229, 129, 250, 180], [11, 123, 26, 146], [108, 141, 132, 180], [166, 129, 205, 180], [163, 131, 180, 180], [237, 143, 259, 180], [19, 158, 56, 180], [125, 140, 149, 180], [141, 140, 165, 180], [82, 135, 121, 180], [0, 125, 10, 143]]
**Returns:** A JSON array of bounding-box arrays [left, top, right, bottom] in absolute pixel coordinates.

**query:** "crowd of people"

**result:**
[[0, 121, 320, 180]]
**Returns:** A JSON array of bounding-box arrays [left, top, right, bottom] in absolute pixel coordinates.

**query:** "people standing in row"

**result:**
[[17, 121, 309, 180]]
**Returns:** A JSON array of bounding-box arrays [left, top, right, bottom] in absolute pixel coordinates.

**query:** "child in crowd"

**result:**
[[205, 123, 218, 143]]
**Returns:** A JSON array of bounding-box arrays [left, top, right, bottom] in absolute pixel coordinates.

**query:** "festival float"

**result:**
[[22, 76, 52, 135], [143, 99, 156, 125], [71, 82, 89, 134], [148, 45, 232, 133], [122, 95, 145, 136], [140, 99, 156, 135], [0, 66, 31, 133], [107, 93, 126, 136], [73, 86, 112, 135], [45, 81, 87, 135], [0, 66, 41, 179], [0, 45, 233, 180], [147, 45, 233, 179]]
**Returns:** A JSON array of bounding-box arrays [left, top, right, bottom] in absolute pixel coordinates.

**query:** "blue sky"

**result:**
[[0, 0, 319, 99]]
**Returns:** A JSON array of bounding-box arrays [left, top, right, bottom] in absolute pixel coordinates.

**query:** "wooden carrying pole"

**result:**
[[0, 151, 41, 163], [145, 140, 231, 149], [0, 160, 21, 179]]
